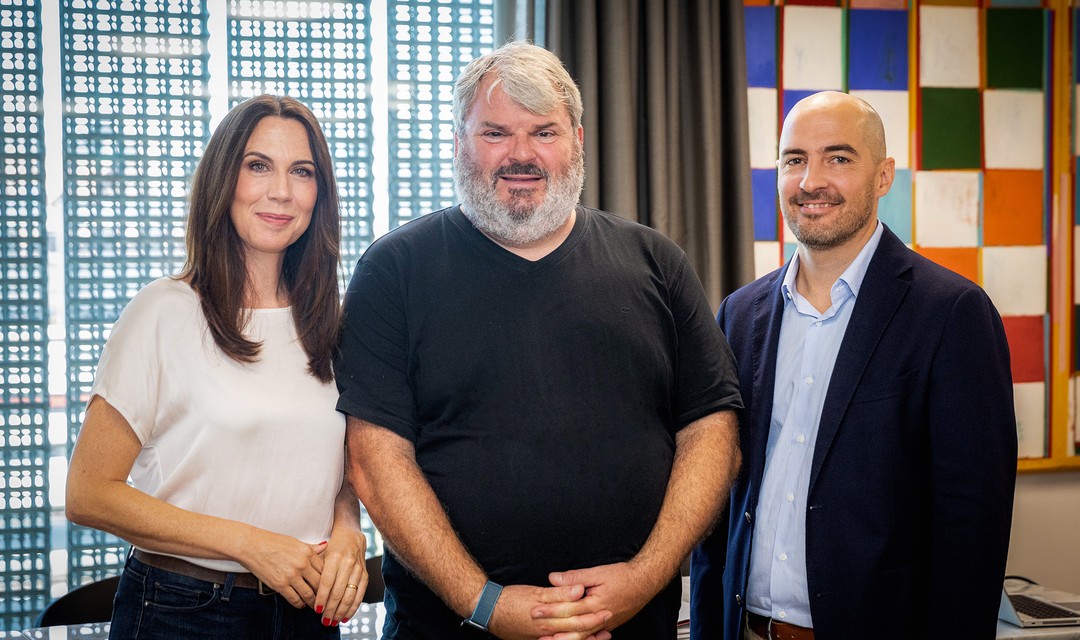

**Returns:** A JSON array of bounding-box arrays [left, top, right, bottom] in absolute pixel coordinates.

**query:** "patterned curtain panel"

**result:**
[[61, 0, 211, 588], [0, 0, 50, 631], [228, 0, 377, 270], [387, 0, 494, 229]]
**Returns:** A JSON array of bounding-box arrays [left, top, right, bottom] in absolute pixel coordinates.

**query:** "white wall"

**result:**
[[1006, 470, 1080, 593]]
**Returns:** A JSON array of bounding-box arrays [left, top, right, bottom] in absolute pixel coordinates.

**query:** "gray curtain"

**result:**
[[496, 0, 754, 307]]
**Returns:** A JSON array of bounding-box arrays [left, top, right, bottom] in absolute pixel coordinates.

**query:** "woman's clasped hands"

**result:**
[[243, 528, 368, 627]]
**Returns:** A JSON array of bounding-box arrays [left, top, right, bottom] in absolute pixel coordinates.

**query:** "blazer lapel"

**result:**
[[808, 227, 912, 492]]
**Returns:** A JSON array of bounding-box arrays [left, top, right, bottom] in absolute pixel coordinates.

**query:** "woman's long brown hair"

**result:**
[[177, 95, 341, 382]]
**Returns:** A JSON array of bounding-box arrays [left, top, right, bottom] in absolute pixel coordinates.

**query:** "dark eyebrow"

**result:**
[[780, 144, 859, 157], [242, 151, 315, 168], [824, 144, 859, 155]]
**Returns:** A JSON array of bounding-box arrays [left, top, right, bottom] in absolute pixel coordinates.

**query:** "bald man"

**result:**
[[690, 92, 1017, 640]]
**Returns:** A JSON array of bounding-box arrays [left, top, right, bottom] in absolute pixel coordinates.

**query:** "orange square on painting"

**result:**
[[1002, 315, 1045, 383], [915, 247, 979, 284], [984, 169, 1044, 246]]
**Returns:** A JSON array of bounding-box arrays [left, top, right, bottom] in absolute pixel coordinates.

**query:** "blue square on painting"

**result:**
[[879, 168, 912, 244], [745, 6, 778, 88], [1075, 10, 1080, 84], [753, 168, 778, 241], [783, 90, 817, 120], [848, 10, 908, 91]]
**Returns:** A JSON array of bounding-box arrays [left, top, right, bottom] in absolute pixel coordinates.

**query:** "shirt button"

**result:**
[[814, 321, 822, 327], [778, 610, 788, 619], [804, 376, 813, 385], [797, 434, 806, 444], [779, 553, 788, 561], [786, 493, 794, 503]]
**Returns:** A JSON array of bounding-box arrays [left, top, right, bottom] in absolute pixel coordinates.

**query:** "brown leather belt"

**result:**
[[132, 549, 274, 595], [747, 611, 815, 640]]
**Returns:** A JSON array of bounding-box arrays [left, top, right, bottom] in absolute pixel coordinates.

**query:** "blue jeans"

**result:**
[[109, 553, 340, 640]]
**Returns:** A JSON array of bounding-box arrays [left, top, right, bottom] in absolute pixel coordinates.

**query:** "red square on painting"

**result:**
[[1002, 315, 1045, 383]]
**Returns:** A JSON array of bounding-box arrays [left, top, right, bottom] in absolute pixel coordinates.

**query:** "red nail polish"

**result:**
[[332, 620, 339, 627], [322, 618, 330, 626], [315, 605, 323, 614], [342, 618, 350, 624]]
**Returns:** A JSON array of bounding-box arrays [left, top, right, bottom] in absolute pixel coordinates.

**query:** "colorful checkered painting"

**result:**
[[742, 0, 1066, 462]]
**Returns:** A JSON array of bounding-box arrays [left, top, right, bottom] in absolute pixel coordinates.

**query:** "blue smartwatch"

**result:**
[[461, 580, 503, 632]]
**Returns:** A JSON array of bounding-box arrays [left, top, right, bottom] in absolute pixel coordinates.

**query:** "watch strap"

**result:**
[[462, 580, 503, 632]]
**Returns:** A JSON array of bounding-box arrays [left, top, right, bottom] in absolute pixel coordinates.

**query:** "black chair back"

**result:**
[[36, 574, 121, 627]]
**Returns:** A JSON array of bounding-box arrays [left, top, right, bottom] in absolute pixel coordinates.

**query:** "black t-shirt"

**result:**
[[336, 206, 741, 639]]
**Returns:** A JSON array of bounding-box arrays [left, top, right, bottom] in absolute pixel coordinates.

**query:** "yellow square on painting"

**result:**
[[984, 170, 1044, 247]]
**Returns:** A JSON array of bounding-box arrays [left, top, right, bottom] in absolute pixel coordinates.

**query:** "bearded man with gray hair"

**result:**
[[335, 41, 742, 640]]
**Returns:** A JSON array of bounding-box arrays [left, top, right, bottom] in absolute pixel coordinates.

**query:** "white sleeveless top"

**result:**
[[90, 277, 346, 572]]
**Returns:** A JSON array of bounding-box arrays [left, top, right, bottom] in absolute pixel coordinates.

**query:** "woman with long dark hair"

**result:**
[[66, 95, 366, 638]]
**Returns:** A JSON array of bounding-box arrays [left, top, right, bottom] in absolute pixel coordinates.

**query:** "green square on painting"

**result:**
[[921, 88, 981, 170], [986, 8, 1045, 89]]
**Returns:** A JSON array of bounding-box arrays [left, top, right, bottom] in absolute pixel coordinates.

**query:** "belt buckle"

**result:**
[[257, 580, 273, 596]]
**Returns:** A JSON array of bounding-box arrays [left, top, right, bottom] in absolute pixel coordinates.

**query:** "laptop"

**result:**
[[999, 587, 1080, 627]]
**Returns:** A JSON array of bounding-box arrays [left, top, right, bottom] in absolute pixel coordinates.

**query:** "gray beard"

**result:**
[[454, 147, 585, 247]]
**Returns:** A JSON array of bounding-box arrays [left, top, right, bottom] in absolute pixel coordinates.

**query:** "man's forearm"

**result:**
[[345, 416, 487, 616]]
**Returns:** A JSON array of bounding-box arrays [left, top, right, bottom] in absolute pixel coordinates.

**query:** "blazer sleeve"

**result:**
[[925, 285, 1017, 638]]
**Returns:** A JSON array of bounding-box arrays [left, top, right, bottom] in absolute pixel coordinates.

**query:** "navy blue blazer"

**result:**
[[690, 225, 1017, 640]]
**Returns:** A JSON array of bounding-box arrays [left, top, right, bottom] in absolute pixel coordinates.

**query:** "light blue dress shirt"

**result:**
[[745, 222, 884, 627]]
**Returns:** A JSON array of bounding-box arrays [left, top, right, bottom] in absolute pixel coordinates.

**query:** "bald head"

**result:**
[[775, 90, 895, 256], [782, 91, 888, 163]]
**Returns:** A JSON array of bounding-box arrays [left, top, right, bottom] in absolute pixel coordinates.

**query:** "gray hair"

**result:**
[[453, 41, 583, 133]]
